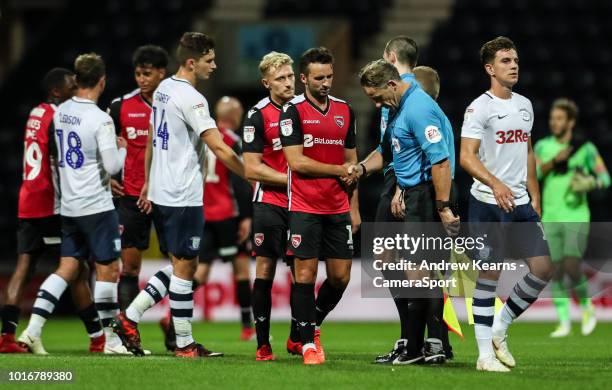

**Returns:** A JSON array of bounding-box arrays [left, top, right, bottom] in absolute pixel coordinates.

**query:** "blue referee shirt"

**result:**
[[388, 81, 455, 189], [376, 73, 418, 175]]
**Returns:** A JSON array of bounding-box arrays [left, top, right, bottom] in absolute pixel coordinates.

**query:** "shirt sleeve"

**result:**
[[410, 106, 449, 165], [241, 109, 265, 153], [461, 99, 487, 140], [100, 148, 127, 175], [106, 98, 122, 135], [183, 92, 217, 136], [586, 142, 611, 188], [279, 103, 303, 147], [96, 117, 118, 152], [344, 106, 356, 149]]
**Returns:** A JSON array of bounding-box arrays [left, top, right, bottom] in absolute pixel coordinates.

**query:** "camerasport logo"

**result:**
[[291, 234, 302, 248], [254, 233, 264, 246]]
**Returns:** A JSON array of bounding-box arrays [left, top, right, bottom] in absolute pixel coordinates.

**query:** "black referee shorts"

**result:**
[[375, 169, 402, 223], [402, 181, 458, 223]]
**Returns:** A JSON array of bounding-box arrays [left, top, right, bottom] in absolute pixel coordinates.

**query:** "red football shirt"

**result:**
[[203, 126, 241, 221], [279, 94, 355, 214], [242, 97, 288, 208], [18, 102, 59, 218], [107, 89, 151, 197]]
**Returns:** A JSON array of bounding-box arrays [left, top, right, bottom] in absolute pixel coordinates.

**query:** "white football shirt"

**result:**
[[53, 97, 118, 217], [461, 91, 534, 205], [148, 76, 216, 207]]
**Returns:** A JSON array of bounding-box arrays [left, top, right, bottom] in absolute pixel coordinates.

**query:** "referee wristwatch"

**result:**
[[436, 200, 453, 212]]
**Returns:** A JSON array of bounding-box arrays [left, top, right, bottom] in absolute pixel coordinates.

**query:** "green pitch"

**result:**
[[1, 320, 611, 389]]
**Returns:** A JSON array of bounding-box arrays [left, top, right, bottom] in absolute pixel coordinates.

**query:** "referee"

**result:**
[[356, 59, 458, 364]]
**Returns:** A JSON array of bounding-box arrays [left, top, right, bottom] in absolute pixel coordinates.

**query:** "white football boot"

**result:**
[[17, 330, 48, 355], [476, 355, 511, 372], [492, 336, 516, 368], [550, 321, 571, 338]]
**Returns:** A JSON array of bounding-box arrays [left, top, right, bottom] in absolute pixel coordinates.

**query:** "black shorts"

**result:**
[[152, 204, 203, 259], [17, 215, 61, 254], [251, 203, 290, 260], [402, 181, 458, 223], [376, 170, 402, 222], [199, 218, 239, 263], [118, 196, 153, 250], [61, 210, 121, 264], [289, 211, 353, 260]]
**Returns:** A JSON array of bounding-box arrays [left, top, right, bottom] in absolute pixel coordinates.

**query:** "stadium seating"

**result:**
[[265, 0, 392, 56]]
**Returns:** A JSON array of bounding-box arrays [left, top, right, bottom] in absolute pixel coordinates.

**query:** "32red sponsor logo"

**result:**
[[495, 129, 529, 144]]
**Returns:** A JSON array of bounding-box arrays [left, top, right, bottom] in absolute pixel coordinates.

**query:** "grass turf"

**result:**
[[1, 320, 611, 389]]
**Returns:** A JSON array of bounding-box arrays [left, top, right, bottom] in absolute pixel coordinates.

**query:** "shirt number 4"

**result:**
[[152, 107, 169, 150]]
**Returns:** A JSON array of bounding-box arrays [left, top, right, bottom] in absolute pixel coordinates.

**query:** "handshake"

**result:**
[[339, 163, 365, 187]]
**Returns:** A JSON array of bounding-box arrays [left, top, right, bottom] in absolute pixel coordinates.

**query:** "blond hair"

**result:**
[[414, 66, 440, 100], [259, 51, 293, 77], [74, 53, 105, 88]]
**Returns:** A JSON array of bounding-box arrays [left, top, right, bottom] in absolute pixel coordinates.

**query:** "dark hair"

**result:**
[[42, 67, 73, 94], [133, 44, 169, 69], [480, 36, 517, 65], [552, 98, 579, 122], [359, 59, 401, 88], [384, 36, 419, 67], [74, 53, 105, 88], [299, 47, 334, 75], [176, 32, 215, 65]]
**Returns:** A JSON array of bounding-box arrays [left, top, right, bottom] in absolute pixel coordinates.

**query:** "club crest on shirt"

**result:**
[[519, 108, 531, 121], [254, 233, 264, 246], [291, 234, 301, 248], [114, 239, 121, 252], [243, 126, 255, 143], [425, 125, 442, 143], [334, 115, 344, 128], [280, 119, 293, 136], [189, 236, 201, 250]]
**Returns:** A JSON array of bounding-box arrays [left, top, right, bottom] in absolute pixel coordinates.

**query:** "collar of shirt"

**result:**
[[397, 75, 419, 112], [171, 75, 193, 86]]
